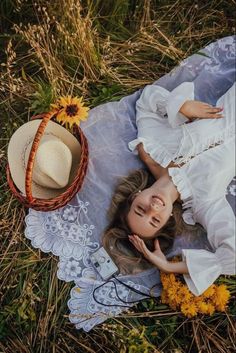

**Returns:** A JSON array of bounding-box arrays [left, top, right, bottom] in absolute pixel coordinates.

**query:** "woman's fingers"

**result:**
[[204, 113, 224, 119], [128, 235, 150, 258], [207, 107, 223, 113], [129, 235, 141, 250], [199, 105, 223, 119], [129, 234, 142, 250], [154, 238, 161, 251], [198, 103, 224, 119]]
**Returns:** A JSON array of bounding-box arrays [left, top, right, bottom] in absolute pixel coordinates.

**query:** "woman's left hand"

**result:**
[[128, 234, 169, 272], [179, 100, 224, 120]]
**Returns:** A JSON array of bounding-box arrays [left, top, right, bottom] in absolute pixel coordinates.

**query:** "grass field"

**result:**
[[0, 1, 235, 352]]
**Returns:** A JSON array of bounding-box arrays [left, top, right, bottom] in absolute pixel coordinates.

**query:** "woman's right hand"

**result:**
[[179, 100, 224, 121], [129, 234, 189, 275], [128, 234, 169, 272]]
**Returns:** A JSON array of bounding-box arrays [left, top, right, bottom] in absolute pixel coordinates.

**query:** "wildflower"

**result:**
[[213, 284, 230, 311], [161, 272, 177, 288], [197, 300, 215, 315], [160, 260, 230, 318], [177, 286, 193, 304], [51, 96, 89, 128], [202, 285, 216, 298], [161, 291, 169, 304], [180, 302, 198, 318], [167, 283, 181, 302]]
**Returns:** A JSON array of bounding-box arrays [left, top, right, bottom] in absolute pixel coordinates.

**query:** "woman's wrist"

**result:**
[[151, 258, 188, 274], [165, 260, 189, 274], [149, 255, 170, 272]]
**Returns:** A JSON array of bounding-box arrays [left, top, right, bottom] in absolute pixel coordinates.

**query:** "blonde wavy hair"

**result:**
[[102, 169, 193, 275]]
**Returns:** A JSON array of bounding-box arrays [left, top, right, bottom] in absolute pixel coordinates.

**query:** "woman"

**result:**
[[103, 81, 235, 296]]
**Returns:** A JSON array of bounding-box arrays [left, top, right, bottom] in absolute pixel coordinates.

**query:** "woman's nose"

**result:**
[[149, 200, 164, 212]]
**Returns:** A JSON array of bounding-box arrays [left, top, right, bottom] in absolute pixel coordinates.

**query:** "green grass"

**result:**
[[0, 0, 235, 352]]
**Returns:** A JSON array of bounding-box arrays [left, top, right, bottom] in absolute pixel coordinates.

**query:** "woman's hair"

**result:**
[[102, 169, 196, 275]]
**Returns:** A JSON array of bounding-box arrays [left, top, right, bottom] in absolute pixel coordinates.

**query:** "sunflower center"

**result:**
[[65, 104, 79, 117]]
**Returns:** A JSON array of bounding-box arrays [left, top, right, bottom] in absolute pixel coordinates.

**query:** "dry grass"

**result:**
[[0, 0, 235, 352]]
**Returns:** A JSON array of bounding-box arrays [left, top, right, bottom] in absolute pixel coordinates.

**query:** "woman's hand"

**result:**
[[179, 100, 224, 121], [128, 234, 169, 272], [129, 234, 189, 274]]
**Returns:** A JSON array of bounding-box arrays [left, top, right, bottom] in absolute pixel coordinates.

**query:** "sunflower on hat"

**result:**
[[50, 96, 89, 128]]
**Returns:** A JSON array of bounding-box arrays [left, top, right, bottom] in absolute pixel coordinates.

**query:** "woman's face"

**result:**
[[127, 184, 173, 239]]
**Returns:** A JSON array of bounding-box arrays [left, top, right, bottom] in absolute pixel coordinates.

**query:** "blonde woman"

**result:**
[[103, 81, 235, 296]]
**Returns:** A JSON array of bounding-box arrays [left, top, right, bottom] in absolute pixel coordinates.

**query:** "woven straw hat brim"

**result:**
[[7, 119, 81, 199]]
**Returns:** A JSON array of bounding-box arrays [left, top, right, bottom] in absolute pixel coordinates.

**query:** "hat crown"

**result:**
[[25, 135, 72, 189]]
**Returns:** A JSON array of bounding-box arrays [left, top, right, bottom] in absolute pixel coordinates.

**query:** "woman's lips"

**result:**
[[152, 195, 165, 206]]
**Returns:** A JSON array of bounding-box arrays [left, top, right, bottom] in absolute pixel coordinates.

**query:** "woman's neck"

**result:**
[[152, 173, 180, 204]]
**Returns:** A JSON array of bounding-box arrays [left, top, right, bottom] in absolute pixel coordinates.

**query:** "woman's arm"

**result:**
[[137, 143, 168, 179], [137, 143, 179, 179], [128, 235, 189, 274]]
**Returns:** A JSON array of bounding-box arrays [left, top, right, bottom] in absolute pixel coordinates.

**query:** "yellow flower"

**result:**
[[50, 96, 89, 128], [160, 273, 169, 288], [202, 285, 216, 299], [161, 272, 177, 289], [180, 302, 198, 318], [160, 260, 230, 318], [176, 286, 193, 304], [166, 282, 182, 302], [169, 301, 178, 311], [197, 301, 215, 315], [168, 273, 177, 285], [213, 284, 230, 311], [161, 291, 168, 304]]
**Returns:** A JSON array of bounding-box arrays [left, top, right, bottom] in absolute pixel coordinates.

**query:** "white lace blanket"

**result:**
[[25, 36, 236, 332]]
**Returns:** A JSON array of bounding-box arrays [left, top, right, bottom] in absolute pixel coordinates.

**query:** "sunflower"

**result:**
[[50, 96, 89, 128]]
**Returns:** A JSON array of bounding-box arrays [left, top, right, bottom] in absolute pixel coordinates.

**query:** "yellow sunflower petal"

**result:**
[[50, 103, 59, 109], [56, 111, 69, 125], [73, 97, 83, 105]]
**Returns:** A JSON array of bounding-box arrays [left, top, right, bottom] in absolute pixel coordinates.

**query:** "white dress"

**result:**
[[128, 82, 236, 296]]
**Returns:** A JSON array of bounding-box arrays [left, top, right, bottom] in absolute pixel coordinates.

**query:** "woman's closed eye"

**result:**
[[134, 207, 160, 227], [152, 217, 160, 224], [135, 205, 145, 215]]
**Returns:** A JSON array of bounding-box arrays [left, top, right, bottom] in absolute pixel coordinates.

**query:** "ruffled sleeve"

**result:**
[[128, 136, 172, 168], [128, 84, 174, 167], [135, 84, 170, 119], [166, 82, 194, 128], [182, 197, 236, 296]]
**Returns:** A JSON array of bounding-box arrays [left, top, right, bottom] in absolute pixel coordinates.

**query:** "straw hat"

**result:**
[[8, 119, 81, 199]]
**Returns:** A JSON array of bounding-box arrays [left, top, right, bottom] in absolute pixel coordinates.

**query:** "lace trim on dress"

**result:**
[[168, 167, 196, 225], [128, 137, 173, 168], [173, 124, 235, 166]]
